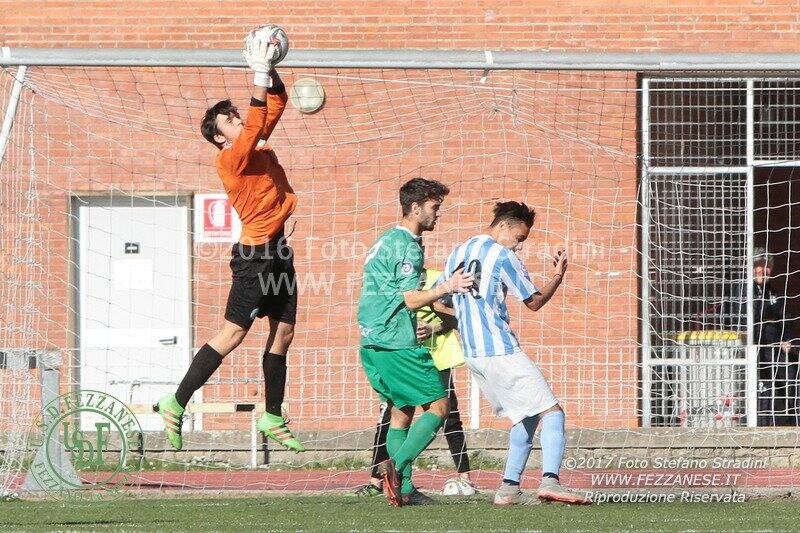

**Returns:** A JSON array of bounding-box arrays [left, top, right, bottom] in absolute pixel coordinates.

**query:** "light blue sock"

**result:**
[[540, 410, 566, 477], [502, 415, 539, 483]]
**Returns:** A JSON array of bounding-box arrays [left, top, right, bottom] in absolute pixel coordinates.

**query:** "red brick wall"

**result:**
[[3, 1, 787, 435], [2, 0, 799, 52], [2, 65, 638, 433]]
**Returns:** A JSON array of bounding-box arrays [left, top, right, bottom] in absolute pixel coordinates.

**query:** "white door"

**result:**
[[77, 196, 192, 430]]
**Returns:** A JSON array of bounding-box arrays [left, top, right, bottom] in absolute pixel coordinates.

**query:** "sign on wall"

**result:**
[[193, 194, 242, 243]]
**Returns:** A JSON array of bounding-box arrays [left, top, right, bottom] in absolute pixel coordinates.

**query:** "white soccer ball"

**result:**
[[245, 25, 290, 66], [442, 477, 476, 496], [290, 78, 326, 114]]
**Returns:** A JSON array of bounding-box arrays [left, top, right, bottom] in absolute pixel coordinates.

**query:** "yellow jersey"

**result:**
[[417, 268, 465, 370]]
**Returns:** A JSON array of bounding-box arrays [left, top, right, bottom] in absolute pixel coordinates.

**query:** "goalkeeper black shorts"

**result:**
[[224, 231, 298, 329]]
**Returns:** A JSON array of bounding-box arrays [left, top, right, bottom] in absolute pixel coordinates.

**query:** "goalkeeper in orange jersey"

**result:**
[[155, 30, 303, 452]]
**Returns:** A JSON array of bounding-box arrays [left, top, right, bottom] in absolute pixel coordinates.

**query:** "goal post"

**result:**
[[3, 48, 800, 497]]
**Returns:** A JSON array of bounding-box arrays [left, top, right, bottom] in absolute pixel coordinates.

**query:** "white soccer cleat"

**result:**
[[537, 477, 590, 505], [442, 477, 477, 496], [493, 483, 539, 506]]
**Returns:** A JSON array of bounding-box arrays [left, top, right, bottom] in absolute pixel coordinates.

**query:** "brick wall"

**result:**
[[2, 0, 800, 52], [3, 1, 786, 435], [2, 64, 638, 433]]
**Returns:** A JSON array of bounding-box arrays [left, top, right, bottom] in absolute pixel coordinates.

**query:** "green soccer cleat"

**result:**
[[256, 412, 305, 452], [401, 489, 437, 506], [154, 394, 184, 451], [353, 483, 383, 497]]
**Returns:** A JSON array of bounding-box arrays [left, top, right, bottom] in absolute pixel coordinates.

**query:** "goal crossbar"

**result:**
[[3, 47, 800, 70]]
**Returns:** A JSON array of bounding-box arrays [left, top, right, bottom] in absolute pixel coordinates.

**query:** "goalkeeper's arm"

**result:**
[[244, 34, 286, 144], [243, 32, 279, 98], [251, 81, 268, 103], [260, 69, 288, 143], [224, 36, 276, 173]]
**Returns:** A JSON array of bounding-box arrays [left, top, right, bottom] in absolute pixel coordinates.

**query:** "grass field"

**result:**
[[2, 494, 800, 531]]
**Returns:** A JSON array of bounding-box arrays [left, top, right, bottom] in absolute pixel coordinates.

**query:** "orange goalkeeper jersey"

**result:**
[[216, 89, 296, 245]]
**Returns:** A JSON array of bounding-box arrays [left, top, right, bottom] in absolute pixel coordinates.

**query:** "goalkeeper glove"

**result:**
[[243, 32, 278, 87]]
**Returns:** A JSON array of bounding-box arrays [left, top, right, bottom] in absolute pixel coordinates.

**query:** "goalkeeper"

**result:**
[[357, 178, 474, 507], [355, 268, 475, 499], [155, 30, 304, 453]]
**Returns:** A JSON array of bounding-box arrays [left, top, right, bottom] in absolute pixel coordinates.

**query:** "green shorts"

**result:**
[[360, 345, 447, 409]]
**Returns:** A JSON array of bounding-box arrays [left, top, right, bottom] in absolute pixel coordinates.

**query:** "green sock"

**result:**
[[386, 427, 413, 494], [392, 412, 444, 474]]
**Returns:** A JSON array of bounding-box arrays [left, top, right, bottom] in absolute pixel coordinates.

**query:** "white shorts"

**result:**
[[465, 350, 558, 425]]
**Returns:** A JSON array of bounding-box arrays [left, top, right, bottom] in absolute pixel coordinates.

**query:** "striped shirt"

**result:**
[[440, 234, 539, 358]]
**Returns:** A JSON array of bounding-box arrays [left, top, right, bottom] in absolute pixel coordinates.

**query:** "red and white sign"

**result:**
[[193, 194, 242, 243]]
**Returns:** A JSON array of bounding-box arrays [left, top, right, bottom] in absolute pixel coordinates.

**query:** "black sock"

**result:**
[[263, 352, 287, 416], [542, 472, 559, 481], [502, 478, 520, 486], [175, 344, 223, 407], [371, 404, 391, 479]]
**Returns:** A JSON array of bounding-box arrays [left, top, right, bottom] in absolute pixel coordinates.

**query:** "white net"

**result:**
[[1, 63, 799, 497]]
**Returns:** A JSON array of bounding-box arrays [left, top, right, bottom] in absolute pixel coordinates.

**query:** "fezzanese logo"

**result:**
[[26, 389, 144, 499]]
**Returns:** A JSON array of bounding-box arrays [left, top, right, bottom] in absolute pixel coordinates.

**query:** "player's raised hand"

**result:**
[[552, 248, 568, 277], [243, 31, 278, 89], [446, 266, 475, 294]]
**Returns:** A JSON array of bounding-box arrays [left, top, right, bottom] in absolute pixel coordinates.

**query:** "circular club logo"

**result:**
[[26, 389, 144, 497]]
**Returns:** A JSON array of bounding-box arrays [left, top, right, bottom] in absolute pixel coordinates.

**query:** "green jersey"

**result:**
[[358, 226, 424, 349]]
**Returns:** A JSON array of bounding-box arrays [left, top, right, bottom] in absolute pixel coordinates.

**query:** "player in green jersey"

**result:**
[[357, 178, 473, 507], [355, 268, 475, 501]]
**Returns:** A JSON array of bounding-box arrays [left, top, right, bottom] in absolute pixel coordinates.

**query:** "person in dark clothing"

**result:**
[[750, 249, 798, 426]]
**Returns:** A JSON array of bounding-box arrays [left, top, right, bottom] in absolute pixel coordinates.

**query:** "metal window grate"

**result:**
[[754, 79, 800, 161], [648, 80, 747, 167], [646, 172, 748, 349]]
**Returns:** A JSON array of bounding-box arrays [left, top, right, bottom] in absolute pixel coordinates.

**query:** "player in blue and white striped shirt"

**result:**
[[443, 232, 539, 359], [439, 201, 587, 505]]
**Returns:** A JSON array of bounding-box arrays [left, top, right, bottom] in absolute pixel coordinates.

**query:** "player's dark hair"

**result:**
[[490, 201, 536, 228], [399, 178, 450, 216], [201, 99, 240, 150]]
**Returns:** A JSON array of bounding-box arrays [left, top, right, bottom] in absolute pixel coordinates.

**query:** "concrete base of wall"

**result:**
[[133, 427, 800, 468]]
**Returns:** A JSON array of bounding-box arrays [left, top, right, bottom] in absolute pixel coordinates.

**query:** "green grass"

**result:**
[[2, 495, 800, 532]]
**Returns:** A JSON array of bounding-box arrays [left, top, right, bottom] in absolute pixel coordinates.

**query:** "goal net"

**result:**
[[2, 55, 799, 497]]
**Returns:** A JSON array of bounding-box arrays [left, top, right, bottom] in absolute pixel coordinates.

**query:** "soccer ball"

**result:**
[[441, 477, 477, 496], [245, 25, 290, 66], [290, 78, 326, 114]]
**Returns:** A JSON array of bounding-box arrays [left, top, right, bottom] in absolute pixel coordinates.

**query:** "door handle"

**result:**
[[158, 336, 177, 346]]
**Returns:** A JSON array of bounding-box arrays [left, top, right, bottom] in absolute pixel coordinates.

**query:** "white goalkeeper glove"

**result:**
[[243, 32, 278, 87]]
